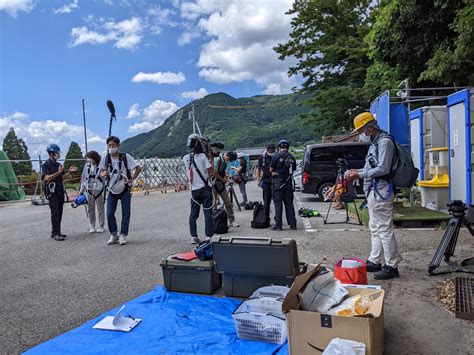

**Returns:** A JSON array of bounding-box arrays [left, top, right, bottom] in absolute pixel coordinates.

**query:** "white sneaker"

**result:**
[[96, 226, 105, 233], [119, 235, 127, 245], [89, 227, 96, 233], [107, 235, 119, 245], [229, 221, 240, 228], [191, 236, 200, 244]]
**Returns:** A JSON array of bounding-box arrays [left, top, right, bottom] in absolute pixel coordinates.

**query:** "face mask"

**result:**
[[359, 133, 371, 143], [54, 153, 60, 159], [108, 147, 118, 154], [267, 152, 275, 157], [87, 158, 94, 164]]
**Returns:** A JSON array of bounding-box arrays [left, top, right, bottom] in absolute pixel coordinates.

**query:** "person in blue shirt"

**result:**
[[270, 139, 297, 231]]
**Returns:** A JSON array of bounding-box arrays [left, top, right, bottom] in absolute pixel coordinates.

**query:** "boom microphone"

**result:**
[[211, 142, 225, 150], [107, 100, 116, 118]]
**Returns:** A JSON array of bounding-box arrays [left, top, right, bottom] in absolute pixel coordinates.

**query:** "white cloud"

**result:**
[[181, 87, 208, 100], [177, 31, 200, 46], [0, 0, 34, 17], [126, 99, 180, 133], [0, 112, 105, 158], [128, 121, 156, 133], [53, 0, 79, 14], [69, 17, 143, 50], [126, 103, 141, 119], [131, 71, 185, 85], [177, 0, 298, 94]]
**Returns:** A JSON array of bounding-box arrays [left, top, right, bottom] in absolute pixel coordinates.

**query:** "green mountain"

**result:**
[[120, 93, 314, 158]]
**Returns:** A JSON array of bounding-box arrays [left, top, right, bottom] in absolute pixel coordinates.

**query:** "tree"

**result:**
[[64, 141, 84, 177], [274, 0, 375, 136], [2, 127, 33, 176], [366, 0, 473, 86]]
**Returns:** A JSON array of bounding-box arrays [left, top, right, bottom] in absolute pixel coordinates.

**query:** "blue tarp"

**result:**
[[26, 286, 289, 355]]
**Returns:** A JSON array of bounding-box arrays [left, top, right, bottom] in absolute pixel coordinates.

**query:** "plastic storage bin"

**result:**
[[160, 255, 221, 295], [232, 305, 287, 344], [250, 285, 290, 299]]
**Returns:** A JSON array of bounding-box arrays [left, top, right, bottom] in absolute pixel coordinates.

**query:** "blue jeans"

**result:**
[[107, 189, 131, 236], [189, 187, 213, 238], [238, 182, 248, 203]]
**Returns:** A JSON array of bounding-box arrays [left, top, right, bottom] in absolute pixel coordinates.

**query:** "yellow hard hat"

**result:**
[[352, 112, 375, 132]]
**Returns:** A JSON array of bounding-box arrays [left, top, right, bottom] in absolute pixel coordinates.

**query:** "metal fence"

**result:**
[[0, 157, 261, 202]]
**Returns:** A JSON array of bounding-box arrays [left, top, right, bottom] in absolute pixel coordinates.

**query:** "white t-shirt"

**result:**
[[183, 153, 211, 191], [99, 153, 138, 194]]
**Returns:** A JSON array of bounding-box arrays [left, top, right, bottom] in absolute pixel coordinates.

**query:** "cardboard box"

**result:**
[[282, 266, 384, 355]]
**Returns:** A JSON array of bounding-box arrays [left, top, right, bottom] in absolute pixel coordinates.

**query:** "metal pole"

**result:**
[[82, 99, 88, 153]]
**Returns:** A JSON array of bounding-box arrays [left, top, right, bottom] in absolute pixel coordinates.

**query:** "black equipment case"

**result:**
[[212, 236, 307, 297], [160, 255, 222, 295]]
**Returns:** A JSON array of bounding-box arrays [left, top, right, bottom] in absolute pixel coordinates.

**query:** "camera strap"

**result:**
[[192, 159, 210, 188]]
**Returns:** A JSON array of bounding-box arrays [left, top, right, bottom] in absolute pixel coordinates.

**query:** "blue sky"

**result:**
[[0, 0, 298, 158]]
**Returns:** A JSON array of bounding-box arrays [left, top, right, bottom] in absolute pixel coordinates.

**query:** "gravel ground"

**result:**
[[1, 184, 473, 354]]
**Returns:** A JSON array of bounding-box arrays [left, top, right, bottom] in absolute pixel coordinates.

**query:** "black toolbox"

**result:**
[[212, 236, 306, 297], [160, 255, 222, 295]]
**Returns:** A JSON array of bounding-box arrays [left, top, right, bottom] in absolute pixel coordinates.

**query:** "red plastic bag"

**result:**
[[334, 258, 367, 285]]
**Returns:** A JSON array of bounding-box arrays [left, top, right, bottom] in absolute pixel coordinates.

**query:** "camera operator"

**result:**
[[346, 112, 400, 280], [270, 139, 297, 231], [183, 134, 215, 244], [213, 150, 240, 228]]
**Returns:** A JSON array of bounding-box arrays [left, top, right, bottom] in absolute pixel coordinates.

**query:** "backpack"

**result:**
[[212, 207, 228, 234], [379, 135, 419, 189], [251, 202, 270, 228]]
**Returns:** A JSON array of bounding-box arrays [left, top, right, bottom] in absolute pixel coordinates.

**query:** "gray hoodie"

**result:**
[[357, 131, 396, 197]]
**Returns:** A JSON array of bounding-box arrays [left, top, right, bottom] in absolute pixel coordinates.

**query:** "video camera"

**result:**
[[336, 158, 348, 170], [188, 134, 225, 156]]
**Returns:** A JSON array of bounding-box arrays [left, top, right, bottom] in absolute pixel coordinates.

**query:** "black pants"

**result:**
[[189, 187, 214, 238], [262, 181, 272, 223], [273, 181, 296, 228], [48, 192, 64, 236]]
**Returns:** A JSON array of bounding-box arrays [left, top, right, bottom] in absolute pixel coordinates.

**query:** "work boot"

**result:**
[[366, 260, 382, 272], [107, 235, 119, 245], [119, 235, 127, 245], [374, 266, 400, 280]]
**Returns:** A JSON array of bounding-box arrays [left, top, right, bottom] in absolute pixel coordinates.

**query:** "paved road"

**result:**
[[1, 184, 473, 353]]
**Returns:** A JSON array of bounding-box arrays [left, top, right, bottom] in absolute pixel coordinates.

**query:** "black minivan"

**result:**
[[301, 142, 370, 200]]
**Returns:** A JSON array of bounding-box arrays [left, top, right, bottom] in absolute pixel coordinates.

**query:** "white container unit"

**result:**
[[409, 106, 448, 180], [447, 88, 474, 205]]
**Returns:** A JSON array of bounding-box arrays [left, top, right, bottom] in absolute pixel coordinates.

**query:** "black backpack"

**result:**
[[212, 207, 228, 234], [251, 202, 269, 229]]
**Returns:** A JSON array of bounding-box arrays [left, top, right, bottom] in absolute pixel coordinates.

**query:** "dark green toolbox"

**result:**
[[212, 236, 307, 298], [160, 255, 222, 295]]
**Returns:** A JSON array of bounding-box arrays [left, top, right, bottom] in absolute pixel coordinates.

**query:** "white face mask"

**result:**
[[359, 133, 371, 143], [54, 153, 60, 160], [108, 147, 118, 154], [87, 158, 94, 164]]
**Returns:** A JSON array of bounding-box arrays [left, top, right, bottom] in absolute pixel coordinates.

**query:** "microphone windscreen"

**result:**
[[107, 100, 116, 115]]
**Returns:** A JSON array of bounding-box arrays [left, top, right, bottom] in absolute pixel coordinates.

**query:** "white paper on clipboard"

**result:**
[[93, 305, 141, 332]]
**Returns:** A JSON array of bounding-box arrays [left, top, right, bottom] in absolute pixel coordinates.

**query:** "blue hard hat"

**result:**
[[46, 144, 61, 153], [278, 139, 289, 148]]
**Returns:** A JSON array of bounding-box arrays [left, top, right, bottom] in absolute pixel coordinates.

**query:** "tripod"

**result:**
[[227, 182, 241, 211], [427, 200, 474, 275], [323, 161, 362, 225]]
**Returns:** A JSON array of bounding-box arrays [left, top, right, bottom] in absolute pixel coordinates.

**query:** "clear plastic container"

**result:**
[[232, 311, 287, 344], [250, 285, 290, 299], [236, 296, 285, 318]]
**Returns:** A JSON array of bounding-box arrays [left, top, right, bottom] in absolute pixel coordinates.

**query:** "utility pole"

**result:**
[[82, 99, 88, 153]]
